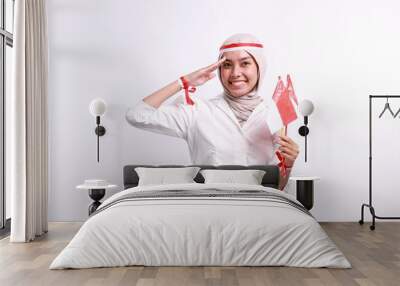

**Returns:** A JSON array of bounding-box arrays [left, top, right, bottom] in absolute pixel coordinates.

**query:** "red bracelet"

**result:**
[[275, 151, 287, 177], [180, 76, 196, 105]]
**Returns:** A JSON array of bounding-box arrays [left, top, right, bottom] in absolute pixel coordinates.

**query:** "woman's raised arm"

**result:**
[[143, 57, 226, 108]]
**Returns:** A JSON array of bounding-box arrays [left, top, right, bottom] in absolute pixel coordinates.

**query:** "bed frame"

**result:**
[[123, 165, 280, 189]]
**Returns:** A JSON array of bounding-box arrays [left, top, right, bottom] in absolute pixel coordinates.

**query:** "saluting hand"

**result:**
[[184, 57, 226, 87]]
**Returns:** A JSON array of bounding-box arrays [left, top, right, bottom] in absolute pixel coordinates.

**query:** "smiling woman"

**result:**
[[220, 51, 259, 97], [126, 33, 299, 190]]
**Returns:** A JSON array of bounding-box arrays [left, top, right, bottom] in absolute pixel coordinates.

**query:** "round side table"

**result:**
[[289, 176, 320, 210], [76, 183, 117, 215]]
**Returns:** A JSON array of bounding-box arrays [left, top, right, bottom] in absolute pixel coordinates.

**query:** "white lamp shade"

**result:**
[[299, 99, 314, 116], [89, 98, 107, 116]]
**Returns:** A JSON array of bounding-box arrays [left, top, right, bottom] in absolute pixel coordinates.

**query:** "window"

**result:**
[[0, 0, 14, 234]]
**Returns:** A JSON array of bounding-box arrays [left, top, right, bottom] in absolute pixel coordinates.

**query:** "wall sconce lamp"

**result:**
[[89, 98, 107, 162], [298, 99, 314, 162]]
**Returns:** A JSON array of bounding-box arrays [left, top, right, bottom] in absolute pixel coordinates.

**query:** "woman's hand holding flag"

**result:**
[[272, 75, 300, 176]]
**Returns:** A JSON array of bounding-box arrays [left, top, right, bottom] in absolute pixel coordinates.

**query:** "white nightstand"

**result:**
[[77, 180, 118, 215], [289, 177, 320, 210]]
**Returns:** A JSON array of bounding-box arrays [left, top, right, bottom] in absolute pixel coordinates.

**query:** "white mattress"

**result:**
[[50, 183, 351, 269]]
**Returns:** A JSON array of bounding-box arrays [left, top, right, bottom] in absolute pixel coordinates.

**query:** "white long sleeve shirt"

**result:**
[[126, 96, 283, 165]]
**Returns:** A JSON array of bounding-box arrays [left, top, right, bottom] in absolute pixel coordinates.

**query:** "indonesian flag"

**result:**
[[272, 75, 298, 126], [286, 74, 298, 105], [273, 75, 298, 179]]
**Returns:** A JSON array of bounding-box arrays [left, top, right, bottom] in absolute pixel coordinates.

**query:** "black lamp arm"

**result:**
[[298, 115, 310, 162], [94, 116, 106, 162]]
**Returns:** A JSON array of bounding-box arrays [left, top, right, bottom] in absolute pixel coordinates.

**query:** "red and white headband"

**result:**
[[219, 42, 263, 53]]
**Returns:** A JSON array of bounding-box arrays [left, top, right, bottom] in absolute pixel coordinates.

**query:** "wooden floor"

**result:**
[[0, 222, 399, 286]]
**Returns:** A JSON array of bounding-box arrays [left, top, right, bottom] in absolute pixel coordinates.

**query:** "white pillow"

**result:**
[[200, 169, 266, 185], [135, 167, 200, 186]]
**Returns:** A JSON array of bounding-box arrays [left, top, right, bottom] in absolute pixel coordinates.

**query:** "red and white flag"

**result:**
[[272, 75, 299, 178], [272, 75, 298, 127], [286, 74, 298, 105]]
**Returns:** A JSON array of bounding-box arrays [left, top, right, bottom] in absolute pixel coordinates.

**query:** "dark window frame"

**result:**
[[1, 0, 14, 233]]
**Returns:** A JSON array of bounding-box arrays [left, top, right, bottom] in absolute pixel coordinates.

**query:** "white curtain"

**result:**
[[9, 0, 48, 242]]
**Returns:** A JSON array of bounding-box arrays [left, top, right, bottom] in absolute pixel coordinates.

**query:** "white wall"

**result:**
[[47, 0, 400, 221]]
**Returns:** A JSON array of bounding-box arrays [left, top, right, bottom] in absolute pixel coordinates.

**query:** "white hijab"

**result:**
[[218, 33, 266, 126]]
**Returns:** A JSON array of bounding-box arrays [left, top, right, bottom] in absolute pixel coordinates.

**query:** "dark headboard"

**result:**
[[123, 165, 280, 189]]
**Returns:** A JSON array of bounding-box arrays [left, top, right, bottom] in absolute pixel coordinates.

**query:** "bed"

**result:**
[[50, 165, 351, 269]]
